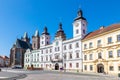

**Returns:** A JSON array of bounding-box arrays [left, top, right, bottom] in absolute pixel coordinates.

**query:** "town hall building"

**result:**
[[24, 9, 87, 72]]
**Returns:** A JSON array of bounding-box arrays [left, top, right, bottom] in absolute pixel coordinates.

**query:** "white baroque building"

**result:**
[[24, 9, 87, 72]]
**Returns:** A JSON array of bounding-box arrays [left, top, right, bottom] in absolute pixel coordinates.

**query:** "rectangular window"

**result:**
[[89, 54, 93, 60], [84, 65, 87, 70], [89, 42, 93, 48], [84, 55, 87, 60], [37, 58, 39, 61], [118, 66, 120, 71], [64, 45, 66, 50], [109, 66, 114, 71], [97, 40, 101, 47], [108, 37, 112, 44], [69, 63, 72, 68], [76, 42, 79, 48], [76, 53, 79, 58], [42, 41, 44, 44], [50, 49, 52, 53], [84, 44, 87, 49], [58, 47, 60, 51], [46, 56, 48, 61], [98, 53, 102, 59], [64, 63, 66, 68], [41, 56, 43, 61], [41, 50, 43, 54], [83, 29, 85, 34], [76, 29, 79, 34], [50, 55, 52, 60], [69, 44, 72, 49], [37, 54, 39, 56], [117, 34, 120, 42], [117, 49, 120, 57], [41, 64, 43, 68], [69, 53, 72, 59], [109, 51, 113, 58], [55, 47, 57, 51], [37, 64, 39, 67], [90, 65, 93, 71], [50, 64, 51, 68], [76, 63, 79, 68], [64, 54, 66, 59]]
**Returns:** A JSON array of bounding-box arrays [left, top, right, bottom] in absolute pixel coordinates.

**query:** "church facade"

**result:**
[[24, 9, 87, 72], [10, 32, 32, 67]]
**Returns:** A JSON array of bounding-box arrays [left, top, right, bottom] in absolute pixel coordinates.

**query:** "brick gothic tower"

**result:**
[[32, 30, 40, 50]]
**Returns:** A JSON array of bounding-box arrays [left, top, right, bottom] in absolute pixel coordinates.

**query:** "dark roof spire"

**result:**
[[74, 9, 86, 21], [44, 26, 47, 33], [77, 9, 83, 17], [55, 22, 66, 40], [42, 26, 49, 35], [58, 22, 63, 31]]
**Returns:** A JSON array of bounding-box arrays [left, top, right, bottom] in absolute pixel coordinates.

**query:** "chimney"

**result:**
[[100, 26, 104, 30]]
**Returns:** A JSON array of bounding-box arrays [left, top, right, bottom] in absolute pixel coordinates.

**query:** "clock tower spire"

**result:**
[[73, 9, 87, 39]]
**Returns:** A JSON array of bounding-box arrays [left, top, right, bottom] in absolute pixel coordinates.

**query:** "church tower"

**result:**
[[55, 22, 66, 40], [21, 32, 30, 43], [32, 30, 40, 50], [73, 9, 87, 39], [40, 27, 50, 47]]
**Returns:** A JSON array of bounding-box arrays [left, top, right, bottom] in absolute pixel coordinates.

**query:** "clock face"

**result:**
[[75, 23, 79, 27]]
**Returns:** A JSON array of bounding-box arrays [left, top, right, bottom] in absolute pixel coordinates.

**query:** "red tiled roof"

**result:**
[[83, 24, 120, 40], [2, 56, 9, 60]]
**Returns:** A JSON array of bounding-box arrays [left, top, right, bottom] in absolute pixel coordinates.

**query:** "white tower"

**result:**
[[40, 27, 50, 47], [73, 9, 87, 39]]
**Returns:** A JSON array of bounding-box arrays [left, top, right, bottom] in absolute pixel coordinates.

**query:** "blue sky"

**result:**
[[0, 0, 120, 57]]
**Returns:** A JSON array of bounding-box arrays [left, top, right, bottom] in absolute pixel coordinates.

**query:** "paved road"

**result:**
[[1, 68, 120, 80]]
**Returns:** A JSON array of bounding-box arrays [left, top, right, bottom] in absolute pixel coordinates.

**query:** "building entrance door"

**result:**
[[55, 63, 59, 70], [97, 63, 104, 73]]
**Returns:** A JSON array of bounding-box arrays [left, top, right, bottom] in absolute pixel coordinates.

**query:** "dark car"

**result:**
[[12, 65, 22, 69]]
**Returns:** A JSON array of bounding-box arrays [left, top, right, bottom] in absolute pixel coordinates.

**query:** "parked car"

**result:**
[[12, 65, 22, 69]]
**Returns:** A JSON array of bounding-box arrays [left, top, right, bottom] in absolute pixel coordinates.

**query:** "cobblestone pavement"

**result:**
[[0, 71, 27, 80], [1, 68, 120, 80], [19, 72, 120, 80]]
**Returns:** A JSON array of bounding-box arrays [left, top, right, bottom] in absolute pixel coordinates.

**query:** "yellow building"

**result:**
[[82, 24, 120, 75]]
